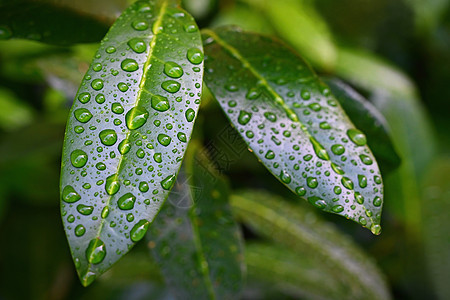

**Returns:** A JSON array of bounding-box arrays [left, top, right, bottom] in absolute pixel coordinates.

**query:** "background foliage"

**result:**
[[0, 0, 448, 299]]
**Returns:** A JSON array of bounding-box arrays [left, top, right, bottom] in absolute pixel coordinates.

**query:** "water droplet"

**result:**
[[296, 186, 306, 196], [184, 24, 197, 32], [91, 79, 104, 90], [359, 216, 367, 226], [161, 80, 181, 93], [341, 177, 354, 190], [153, 153, 162, 163], [307, 177, 318, 188], [371, 224, 381, 235], [355, 192, 364, 204], [78, 92, 91, 104], [62, 185, 81, 203], [347, 129, 367, 146], [177, 132, 187, 142], [238, 111, 252, 125], [246, 87, 261, 100], [70, 149, 88, 168], [126, 107, 149, 129], [118, 140, 131, 155], [308, 103, 321, 111], [185, 108, 195, 122], [77, 204, 93, 215], [75, 225, 86, 237], [132, 20, 149, 31], [279, 170, 291, 184], [118, 193, 136, 210], [331, 144, 345, 155], [164, 61, 183, 78], [264, 112, 277, 122], [127, 37, 146, 53], [101, 207, 109, 219], [139, 181, 149, 192], [358, 174, 367, 188], [319, 122, 331, 129], [161, 174, 176, 190], [99, 129, 117, 146], [121, 58, 139, 72], [265, 150, 275, 159], [130, 219, 150, 242], [93, 63, 102, 72], [74, 126, 84, 134], [74, 108, 93, 123], [118, 82, 129, 92], [246, 131, 254, 138], [151, 95, 170, 112], [373, 196, 382, 207], [105, 46, 116, 53], [310, 138, 329, 160], [332, 205, 344, 213], [105, 175, 120, 195], [86, 239, 106, 264], [136, 148, 145, 158], [111, 102, 124, 114], [331, 162, 345, 175], [359, 154, 373, 165], [301, 89, 311, 100], [186, 48, 203, 64], [334, 186, 342, 195], [96, 94, 105, 103]]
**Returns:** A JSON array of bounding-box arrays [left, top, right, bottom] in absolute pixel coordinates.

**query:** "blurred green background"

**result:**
[[0, 0, 449, 299]]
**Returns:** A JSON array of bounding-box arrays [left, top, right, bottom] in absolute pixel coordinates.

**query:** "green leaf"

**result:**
[[148, 145, 245, 299], [0, 1, 110, 45], [242, 0, 336, 70], [232, 190, 391, 300], [203, 27, 384, 234], [60, 0, 203, 286], [323, 78, 401, 175]]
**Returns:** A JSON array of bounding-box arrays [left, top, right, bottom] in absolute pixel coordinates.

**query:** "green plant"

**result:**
[[0, 0, 447, 299]]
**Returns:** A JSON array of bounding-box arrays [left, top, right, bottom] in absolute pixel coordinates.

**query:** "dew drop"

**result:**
[[307, 177, 318, 188], [117, 192, 136, 210], [62, 185, 81, 203], [359, 154, 373, 165], [185, 108, 195, 122], [161, 80, 181, 93], [70, 149, 88, 168], [186, 48, 203, 64], [347, 129, 367, 146], [95, 94, 105, 104], [310, 138, 330, 160], [177, 132, 187, 142], [139, 181, 149, 192], [127, 37, 146, 53], [238, 111, 252, 125], [74, 108, 93, 123], [341, 177, 354, 190], [91, 79, 104, 91], [373, 196, 382, 207], [265, 150, 275, 160], [358, 174, 367, 188], [151, 95, 170, 112], [331, 144, 345, 155], [296, 186, 306, 196], [105, 46, 116, 53], [246, 87, 261, 100], [121, 58, 139, 72], [126, 107, 149, 129], [99, 129, 118, 146], [118, 140, 131, 155], [118, 82, 129, 92], [355, 192, 364, 204], [75, 224, 86, 237], [279, 170, 292, 184], [77, 204, 94, 215], [111, 102, 124, 114], [132, 20, 149, 31], [371, 224, 382, 235], [78, 92, 91, 104], [86, 239, 106, 264], [105, 175, 120, 195], [332, 205, 344, 213], [161, 174, 176, 190], [264, 112, 277, 122], [130, 219, 150, 242], [164, 61, 183, 78]]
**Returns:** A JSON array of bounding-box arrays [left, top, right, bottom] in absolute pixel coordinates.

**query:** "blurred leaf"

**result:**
[[60, 0, 203, 286], [203, 27, 384, 234], [0, 1, 110, 45], [324, 78, 401, 175], [0, 87, 34, 130], [231, 190, 391, 300], [421, 157, 450, 300], [148, 145, 245, 299], [404, 0, 449, 33], [243, 0, 336, 70]]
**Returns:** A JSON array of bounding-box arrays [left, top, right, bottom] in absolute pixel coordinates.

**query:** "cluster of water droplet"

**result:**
[[60, 0, 203, 282], [203, 28, 383, 234]]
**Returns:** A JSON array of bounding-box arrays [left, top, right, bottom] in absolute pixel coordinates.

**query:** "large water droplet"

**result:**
[[130, 219, 150, 242], [347, 129, 367, 146], [99, 129, 117, 146], [105, 175, 120, 195], [74, 108, 93, 123], [332, 205, 344, 213], [371, 224, 382, 235], [186, 48, 203, 64], [127, 37, 146, 53], [62, 185, 81, 203], [132, 20, 149, 31], [331, 144, 345, 155], [157, 134, 171, 146], [151, 95, 170, 112], [373, 196, 382, 207], [341, 177, 354, 190], [70, 149, 88, 168], [86, 238, 106, 264], [279, 170, 291, 184], [246, 87, 261, 100], [310, 138, 329, 160], [161, 80, 181, 93], [77, 204, 94, 215], [307, 177, 318, 188], [91, 79, 104, 91], [265, 150, 275, 160], [238, 111, 252, 125], [121, 58, 139, 72], [177, 132, 187, 142], [126, 107, 149, 129], [161, 174, 176, 190], [78, 92, 91, 104], [75, 224, 86, 237], [96, 93, 105, 103], [359, 154, 373, 165], [118, 193, 136, 210], [358, 174, 367, 188], [264, 112, 277, 122], [164, 61, 183, 78], [118, 140, 131, 155], [111, 102, 124, 114], [185, 108, 195, 122]]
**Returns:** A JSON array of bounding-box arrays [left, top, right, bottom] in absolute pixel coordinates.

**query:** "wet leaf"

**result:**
[[232, 190, 391, 300], [148, 145, 245, 299], [203, 27, 383, 233], [0, 1, 110, 45], [323, 78, 401, 175], [60, 0, 203, 286]]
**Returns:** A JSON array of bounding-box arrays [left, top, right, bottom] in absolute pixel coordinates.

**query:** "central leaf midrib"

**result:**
[[86, 0, 169, 276]]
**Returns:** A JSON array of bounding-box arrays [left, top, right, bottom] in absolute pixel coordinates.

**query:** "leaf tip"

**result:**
[[79, 269, 97, 287]]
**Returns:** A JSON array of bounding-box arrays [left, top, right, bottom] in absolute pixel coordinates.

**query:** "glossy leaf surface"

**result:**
[[232, 190, 391, 300], [0, 1, 109, 45], [148, 146, 245, 299], [203, 27, 383, 233], [324, 78, 401, 175], [60, 0, 203, 286]]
